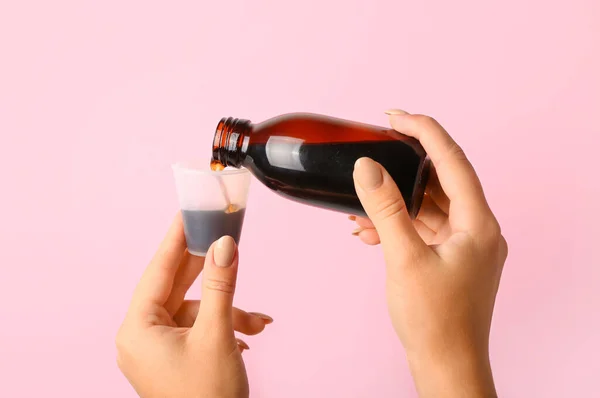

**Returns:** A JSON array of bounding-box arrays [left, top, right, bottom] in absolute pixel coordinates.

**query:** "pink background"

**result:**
[[1, 1, 599, 397]]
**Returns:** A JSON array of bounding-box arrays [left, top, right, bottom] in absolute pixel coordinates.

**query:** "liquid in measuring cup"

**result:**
[[181, 205, 246, 256]]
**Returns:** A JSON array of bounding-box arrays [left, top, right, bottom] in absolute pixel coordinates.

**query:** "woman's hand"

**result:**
[[351, 109, 507, 398], [116, 215, 272, 398]]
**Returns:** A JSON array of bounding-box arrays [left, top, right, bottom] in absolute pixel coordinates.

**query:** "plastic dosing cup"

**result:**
[[172, 161, 251, 256]]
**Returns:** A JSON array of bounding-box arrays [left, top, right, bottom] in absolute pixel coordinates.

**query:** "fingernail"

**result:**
[[384, 108, 408, 115], [214, 236, 236, 267], [354, 158, 383, 191], [249, 312, 274, 324], [348, 215, 357, 221], [352, 227, 364, 236], [236, 339, 250, 350]]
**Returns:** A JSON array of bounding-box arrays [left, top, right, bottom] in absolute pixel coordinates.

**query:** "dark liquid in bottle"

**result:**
[[212, 113, 430, 218], [246, 140, 428, 217], [181, 207, 246, 255]]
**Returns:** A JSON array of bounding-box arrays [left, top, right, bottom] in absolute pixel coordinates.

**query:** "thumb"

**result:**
[[192, 235, 238, 338], [353, 157, 428, 263]]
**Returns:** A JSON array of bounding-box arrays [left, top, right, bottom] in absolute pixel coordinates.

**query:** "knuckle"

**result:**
[[488, 220, 502, 239], [372, 196, 407, 221], [447, 142, 467, 161], [115, 329, 130, 369], [438, 142, 467, 169], [414, 114, 438, 127], [413, 114, 445, 133], [479, 219, 502, 246], [204, 277, 236, 294], [116, 351, 125, 371], [499, 235, 509, 258], [501, 234, 508, 249]]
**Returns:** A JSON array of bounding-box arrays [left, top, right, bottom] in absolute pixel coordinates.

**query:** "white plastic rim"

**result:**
[[172, 160, 252, 211]]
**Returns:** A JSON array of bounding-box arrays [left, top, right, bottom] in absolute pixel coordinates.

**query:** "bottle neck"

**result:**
[[212, 117, 252, 168]]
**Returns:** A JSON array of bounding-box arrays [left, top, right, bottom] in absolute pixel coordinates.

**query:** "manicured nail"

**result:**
[[352, 227, 364, 236], [236, 339, 250, 350], [348, 215, 357, 221], [354, 158, 383, 191], [250, 312, 274, 324], [384, 108, 408, 115], [214, 236, 236, 267]]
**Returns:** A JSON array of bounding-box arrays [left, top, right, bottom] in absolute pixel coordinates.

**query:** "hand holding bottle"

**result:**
[[352, 110, 508, 398], [116, 215, 272, 398]]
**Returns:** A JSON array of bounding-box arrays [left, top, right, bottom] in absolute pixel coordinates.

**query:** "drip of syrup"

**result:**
[[210, 160, 237, 213], [210, 160, 225, 171]]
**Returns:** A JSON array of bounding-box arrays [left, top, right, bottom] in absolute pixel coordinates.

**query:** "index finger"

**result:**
[[129, 212, 187, 316], [388, 113, 492, 231]]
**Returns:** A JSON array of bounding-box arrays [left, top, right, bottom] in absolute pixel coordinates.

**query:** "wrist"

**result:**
[[406, 346, 497, 398]]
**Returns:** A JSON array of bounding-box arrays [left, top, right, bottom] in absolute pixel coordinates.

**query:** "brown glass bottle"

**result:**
[[211, 113, 430, 218]]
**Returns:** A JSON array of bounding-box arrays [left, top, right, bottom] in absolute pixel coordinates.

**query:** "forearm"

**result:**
[[407, 348, 497, 398]]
